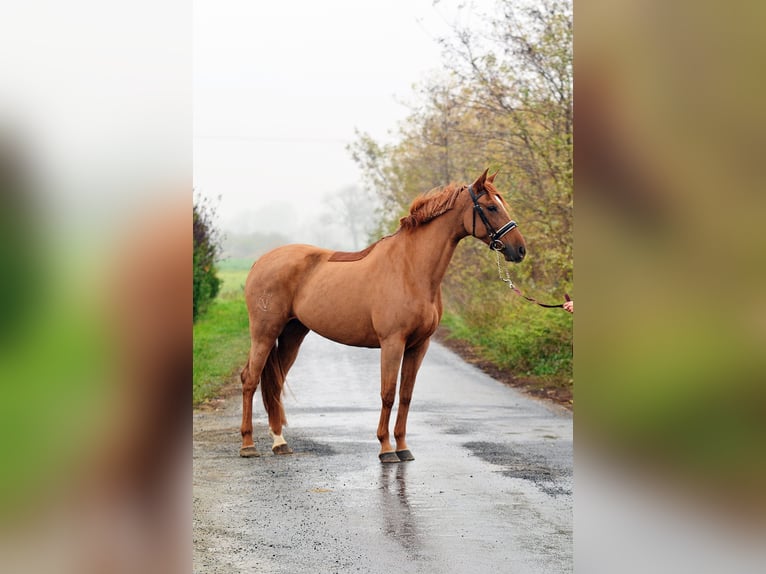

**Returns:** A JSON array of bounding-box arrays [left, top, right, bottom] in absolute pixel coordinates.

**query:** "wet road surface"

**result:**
[[194, 333, 572, 573]]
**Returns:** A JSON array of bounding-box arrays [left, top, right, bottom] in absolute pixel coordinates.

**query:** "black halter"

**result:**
[[468, 185, 518, 251]]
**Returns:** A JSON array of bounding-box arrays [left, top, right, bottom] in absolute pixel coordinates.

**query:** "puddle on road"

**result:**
[[463, 441, 572, 497]]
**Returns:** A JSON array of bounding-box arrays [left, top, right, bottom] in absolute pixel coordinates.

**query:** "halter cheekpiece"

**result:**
[[467, 185, 518, 251]]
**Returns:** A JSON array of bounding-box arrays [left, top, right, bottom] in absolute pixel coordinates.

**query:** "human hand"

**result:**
[[563, 300, 573, 313]]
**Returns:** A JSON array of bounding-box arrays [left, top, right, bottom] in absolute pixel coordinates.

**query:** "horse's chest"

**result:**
[[408, 302, 441, 339]]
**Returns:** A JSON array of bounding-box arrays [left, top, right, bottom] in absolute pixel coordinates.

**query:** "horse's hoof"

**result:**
[[272, 443, 293, 455], [396, 449, 414, 462], [379, 451, 400, 464], [239, 445, 260, 458]]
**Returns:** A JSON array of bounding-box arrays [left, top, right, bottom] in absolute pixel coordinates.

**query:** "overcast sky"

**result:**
[[194, 0, 493, 245]]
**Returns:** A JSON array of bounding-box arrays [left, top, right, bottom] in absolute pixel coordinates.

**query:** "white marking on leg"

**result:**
[[269, 429, 287, 449]]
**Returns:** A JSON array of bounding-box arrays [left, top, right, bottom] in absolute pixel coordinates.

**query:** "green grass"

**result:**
[[441, 299, 573, 387], [217, 269, 249, 298], [193, 270, 251, 406], [217, 257, 255, 272]]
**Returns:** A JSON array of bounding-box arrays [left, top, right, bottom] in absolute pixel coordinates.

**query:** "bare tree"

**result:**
[[319, 185, 379, 251]]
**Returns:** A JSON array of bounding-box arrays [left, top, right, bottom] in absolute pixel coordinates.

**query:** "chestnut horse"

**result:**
[[239, 169, 526, 463]]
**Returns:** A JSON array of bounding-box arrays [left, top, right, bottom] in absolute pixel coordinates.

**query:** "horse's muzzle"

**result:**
[[503, 243, 526, 263]]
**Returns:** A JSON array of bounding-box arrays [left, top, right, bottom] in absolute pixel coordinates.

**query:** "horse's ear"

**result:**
[[472, 168, 490, 190], [487, 170, 499, 184]]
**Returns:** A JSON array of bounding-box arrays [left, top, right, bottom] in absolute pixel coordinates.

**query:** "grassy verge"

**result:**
[[440, 300, 573, 406], [193, 270, 250, 406]]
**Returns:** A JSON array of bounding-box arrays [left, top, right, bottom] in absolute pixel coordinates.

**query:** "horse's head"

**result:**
[[463, 169, 527, 263]]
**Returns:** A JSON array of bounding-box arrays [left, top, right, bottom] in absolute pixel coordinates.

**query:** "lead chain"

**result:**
[[494, 249, 515, 290]]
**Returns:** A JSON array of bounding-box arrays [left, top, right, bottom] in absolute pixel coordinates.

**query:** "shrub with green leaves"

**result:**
[[442, 279, 573, 385], [193, 195, 221, 322]]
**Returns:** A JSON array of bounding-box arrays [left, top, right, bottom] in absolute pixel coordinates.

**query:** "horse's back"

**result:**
[[249, 243, 329, 273]]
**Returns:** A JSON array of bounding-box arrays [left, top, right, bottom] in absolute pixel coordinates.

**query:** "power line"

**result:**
[[194, 134, 351, 145]]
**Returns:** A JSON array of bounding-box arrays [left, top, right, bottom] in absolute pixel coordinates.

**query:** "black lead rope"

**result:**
[[512, 288, 571, 309], [493, 244, 571, 309]]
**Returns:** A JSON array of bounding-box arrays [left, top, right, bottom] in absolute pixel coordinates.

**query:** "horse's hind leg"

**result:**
[[264, 319, 309, 454], [240, 339, 275, 457]]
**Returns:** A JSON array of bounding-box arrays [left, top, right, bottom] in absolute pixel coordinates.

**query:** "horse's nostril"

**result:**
[[519, 245, 526, 257]]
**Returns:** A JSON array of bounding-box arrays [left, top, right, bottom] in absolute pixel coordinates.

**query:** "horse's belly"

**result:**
[[291, 264, 439, 349], [298, 310, 380, 348], [308, 322, 381, 348], [294, 296, 380, 348]]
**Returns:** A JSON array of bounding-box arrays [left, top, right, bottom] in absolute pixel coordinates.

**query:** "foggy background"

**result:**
[[194, 0, 495, 254]]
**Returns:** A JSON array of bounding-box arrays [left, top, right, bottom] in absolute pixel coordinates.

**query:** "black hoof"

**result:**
[[379, 451, 400, 464], [239, 445, 260, 458], [272, 443, 293, 455], [396, 449, 414, 461]]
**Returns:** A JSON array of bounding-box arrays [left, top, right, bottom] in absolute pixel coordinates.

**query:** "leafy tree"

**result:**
[[193, 194, 222, 322], [350, 0, 573, 385], [437, 0, 573, 286], [352, 0, 572, 281]]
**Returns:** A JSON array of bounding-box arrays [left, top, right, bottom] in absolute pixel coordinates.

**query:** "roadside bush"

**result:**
[[442, 255, 573, 385], [193, 195, 221, 322]]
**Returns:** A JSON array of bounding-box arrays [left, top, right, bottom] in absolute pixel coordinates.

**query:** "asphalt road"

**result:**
[[193, 332, 572, 574]]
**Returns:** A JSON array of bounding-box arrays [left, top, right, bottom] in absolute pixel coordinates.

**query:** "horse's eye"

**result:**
[[487, 205, 498, 212]]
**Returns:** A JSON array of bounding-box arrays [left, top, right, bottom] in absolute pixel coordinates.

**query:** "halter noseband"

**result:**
[[468, 185, 518, 251]]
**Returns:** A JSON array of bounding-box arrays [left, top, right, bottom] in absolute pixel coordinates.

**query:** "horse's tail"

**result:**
[[260, 343, 287, 427]]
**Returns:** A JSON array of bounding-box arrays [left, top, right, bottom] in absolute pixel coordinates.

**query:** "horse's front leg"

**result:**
[[393, 338, 430, 462], [377, 337, 406, 463]]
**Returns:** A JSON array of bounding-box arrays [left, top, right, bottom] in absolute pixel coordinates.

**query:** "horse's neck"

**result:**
[[397, 210, 465, 296]]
